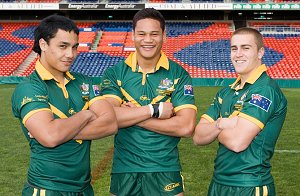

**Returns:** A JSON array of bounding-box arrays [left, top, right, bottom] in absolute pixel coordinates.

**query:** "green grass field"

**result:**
[[1, 84, 299, 195]]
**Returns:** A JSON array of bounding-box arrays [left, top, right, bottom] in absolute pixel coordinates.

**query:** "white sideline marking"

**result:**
[[275, 150, 300, 153]]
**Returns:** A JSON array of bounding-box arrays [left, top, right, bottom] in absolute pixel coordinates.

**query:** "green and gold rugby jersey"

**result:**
[[101, 52, 197, 173], [11, 60, 103, 192], [202, 64, 287, 187]]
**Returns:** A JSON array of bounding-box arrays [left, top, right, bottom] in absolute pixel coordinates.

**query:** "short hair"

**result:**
[[33, 14, 79, 55], [132, 8, 165, 32], [232, 27, 264, 50]]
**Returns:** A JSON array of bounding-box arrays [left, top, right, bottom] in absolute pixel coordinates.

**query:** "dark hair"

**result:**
[[132, 8, 165, 32], [33, 14, 79, 55], [232, 27, 264, 50]]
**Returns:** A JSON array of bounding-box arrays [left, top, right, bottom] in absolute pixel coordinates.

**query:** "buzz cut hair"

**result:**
[[232, 27, 264, 50]]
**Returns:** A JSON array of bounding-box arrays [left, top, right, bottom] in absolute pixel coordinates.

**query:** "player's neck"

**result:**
[[136, 55, 160, 73]]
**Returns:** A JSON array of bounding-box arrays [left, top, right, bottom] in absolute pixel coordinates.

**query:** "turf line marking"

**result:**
[[91, 146, 114, 185], [275, 149, 300, 153]]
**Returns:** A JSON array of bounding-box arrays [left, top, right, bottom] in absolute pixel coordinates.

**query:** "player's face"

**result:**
[[133, 18, 165, 61], [39, 29, 78, 76], [230, 33, 264, 79]]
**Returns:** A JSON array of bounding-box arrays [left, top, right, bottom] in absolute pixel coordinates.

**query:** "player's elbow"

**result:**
[[228, 142, 248, 153], [42, 131, 68, 148], [39, 138, 60, 148], [193, 136, 212, 146], [179, 123, 195, 138], [109, 120, 118, 135]]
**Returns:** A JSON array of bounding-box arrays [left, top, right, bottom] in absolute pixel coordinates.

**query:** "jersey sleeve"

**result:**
[[171, 70, 196, 112], [11, 82, 50, 122], [100, 67, 123, 102], [202, 89, 224, 122], [238, 86, 282, 129]]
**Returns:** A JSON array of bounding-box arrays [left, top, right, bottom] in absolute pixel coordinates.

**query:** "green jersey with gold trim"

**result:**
[[202, 64, 287, 187], [101, 52, 197, 173], [11, 61, 102, 192]]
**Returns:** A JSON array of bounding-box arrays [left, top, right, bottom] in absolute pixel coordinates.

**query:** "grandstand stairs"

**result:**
[[13, 51, 37, 76], [91, 31, 102, 51]]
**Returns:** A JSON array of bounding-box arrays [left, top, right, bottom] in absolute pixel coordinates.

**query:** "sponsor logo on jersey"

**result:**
[[21, 96, 33, 107], [140, 95, 150, 101], [69, 108, 76, 115], [164, 182, 181, 192]]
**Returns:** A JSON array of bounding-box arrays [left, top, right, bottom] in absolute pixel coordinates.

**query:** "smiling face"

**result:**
[[133, 18, 165, 65], [230, 33, 264, 80], [39, 29, 79, 79]]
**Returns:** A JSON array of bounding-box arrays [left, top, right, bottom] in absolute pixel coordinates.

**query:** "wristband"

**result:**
[[158, 102, 164, 118], [148, 104, 154, 117], [152, 103, 159, 118]]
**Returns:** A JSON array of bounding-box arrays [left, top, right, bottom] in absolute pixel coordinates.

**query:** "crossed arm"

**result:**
[[193, 115, 261, 152], [25, 99, 117, 148], [105, 97, 196, 138]]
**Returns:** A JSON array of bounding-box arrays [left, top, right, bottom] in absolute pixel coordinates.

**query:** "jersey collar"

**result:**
[[230, 64, 267, 89], [35, 59, 75, 82], [124, 51, 169, 72]]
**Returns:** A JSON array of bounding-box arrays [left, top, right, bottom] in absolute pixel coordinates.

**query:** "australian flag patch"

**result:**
[[249, 94, 272, 112], [93, 85, 101, 96], [184, 85, 194, 96]]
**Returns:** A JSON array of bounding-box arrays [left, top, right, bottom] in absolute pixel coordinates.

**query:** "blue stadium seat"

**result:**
[[70, 52, 126, 77], [0, 39, 29, 57], [12, 26, 36, 40]]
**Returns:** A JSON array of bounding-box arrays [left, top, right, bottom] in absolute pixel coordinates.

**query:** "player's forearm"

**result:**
[[218, 129, 242, 152], [42, 110, 94, 147], [193, 121, 221, 145], [218, 116, 259, 153], [74, 111, 118, 140], [137, 114, 196, 137], [114, 106, 152, 128]]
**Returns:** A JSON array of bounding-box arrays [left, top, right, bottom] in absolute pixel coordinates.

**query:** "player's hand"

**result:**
[[121, 101, 136, 108], [217, 116, 238, 130], [159, 102, 174, 119], [79, 110, 97, 122]]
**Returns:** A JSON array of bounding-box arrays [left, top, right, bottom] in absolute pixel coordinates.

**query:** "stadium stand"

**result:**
[[0, 0, 299, 83], [0, 22, 36, 76], [1, 20, 300, 80]]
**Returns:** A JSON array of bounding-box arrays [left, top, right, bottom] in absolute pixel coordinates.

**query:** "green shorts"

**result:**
[[22, 182, 94, 196], [208, 180, 275, 196], [110, 172, 184, 196]]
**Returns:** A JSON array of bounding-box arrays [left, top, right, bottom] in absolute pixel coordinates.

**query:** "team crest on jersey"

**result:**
[[234, 90, 248, 111], [157, 78, 175, 96], [249, 94, 272, 112], [184, 85, 194, 96], [80, 83, 89, 101]]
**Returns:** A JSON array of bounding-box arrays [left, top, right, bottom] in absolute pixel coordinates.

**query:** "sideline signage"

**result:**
[[233, 3, 300, 10], [59, 3, 145, 10], [0, 3, 59, 10], [145, 3, 232, 10]]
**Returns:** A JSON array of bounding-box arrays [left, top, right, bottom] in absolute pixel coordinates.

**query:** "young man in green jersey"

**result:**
[[11, 15, 117, 195], [193, 27, 287, 195], [100, 8, 197, 196]]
